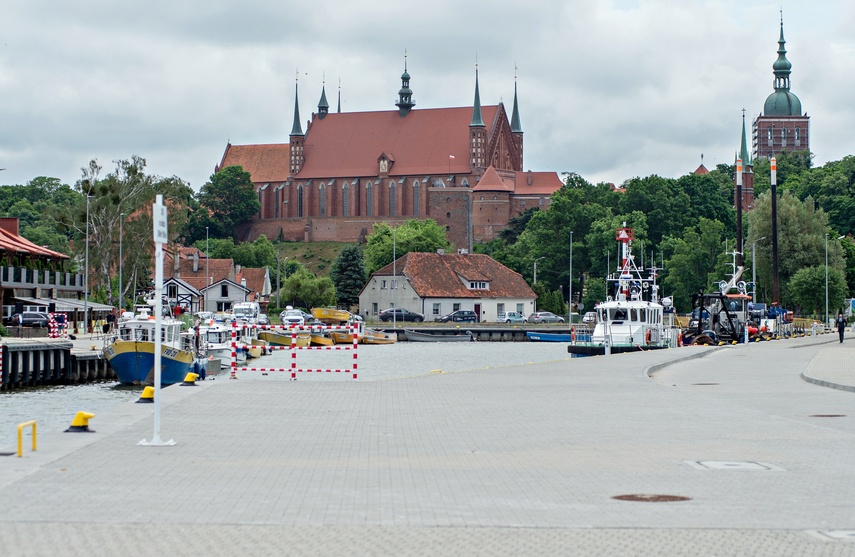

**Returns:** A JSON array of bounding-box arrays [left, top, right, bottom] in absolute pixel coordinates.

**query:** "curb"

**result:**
[[800, 371, 855, 393], [644, 346, 718, 377]]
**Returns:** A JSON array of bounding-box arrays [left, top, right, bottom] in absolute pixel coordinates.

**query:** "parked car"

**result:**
[[498, 311, 527, 323], [527, 311, 565, 324], [437, 310, 477, 323], [378, 308, 424, 322], [279, 308, 305, 326], [582, 311, 597, 325], [4, 312, 50, 327]]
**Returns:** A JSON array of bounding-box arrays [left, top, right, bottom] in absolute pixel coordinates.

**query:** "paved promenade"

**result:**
[[1, 332, 854, 556]]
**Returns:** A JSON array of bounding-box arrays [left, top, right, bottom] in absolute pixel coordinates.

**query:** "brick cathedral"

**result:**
[[217, 62, 563, 249]]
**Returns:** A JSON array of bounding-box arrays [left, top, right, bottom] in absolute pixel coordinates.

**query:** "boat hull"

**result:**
[[404, 330, 472, 342], [105, 340, 195, 386], [526, 332, 572, 342], [566, 343, 668, 356], [311, 308, 352, 323], [362, 329, 397, 344]]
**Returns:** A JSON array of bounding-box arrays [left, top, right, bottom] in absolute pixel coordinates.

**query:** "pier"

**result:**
[[0, 336, 112, 390]]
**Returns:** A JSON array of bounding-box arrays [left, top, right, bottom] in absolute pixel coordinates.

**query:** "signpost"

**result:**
[[140, 195, 175, 447]]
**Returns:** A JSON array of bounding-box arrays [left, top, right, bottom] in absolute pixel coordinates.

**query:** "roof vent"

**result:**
[[458, 248, 469, 255], [437, 249, 445, 255]]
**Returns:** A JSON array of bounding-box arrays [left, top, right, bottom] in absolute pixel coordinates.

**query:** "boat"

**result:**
[[361, 328, 397, 344], [310, 333, 335, 346], [258, 329, 311, 347], [104, 314, 200, 385], [201, 322, 239, 368], [311, 307, 352, 323], [567, 225, 680, 357], [526, 331, 571, 342], [404, 329, 473, 342]]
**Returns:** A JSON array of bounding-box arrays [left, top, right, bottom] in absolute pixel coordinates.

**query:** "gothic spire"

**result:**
[[470, 63, 484, 127], [740, 109, 751, 167], [290, 75, 303, 136], [510, 67, 522, 133], [317, 75, 329, 119], [395, 49, 416, 116]]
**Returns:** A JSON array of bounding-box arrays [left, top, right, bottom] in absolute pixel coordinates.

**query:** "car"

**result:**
[[582, 311, 597, 325], [257, 313, 270, 325], [4, 312, 50, 327], [378, 308, 425, 322], [527, 311, 565, 324], [437, 310, 478, 323], [497, 311, 526, 323], [279, 308, 305, 326]]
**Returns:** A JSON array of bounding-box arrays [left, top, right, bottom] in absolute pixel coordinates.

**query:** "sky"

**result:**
[[1, 1, 854, 192]]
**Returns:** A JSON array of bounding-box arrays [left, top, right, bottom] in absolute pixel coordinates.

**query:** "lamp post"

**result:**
[[84, 194, 91, 335], [568, 231, 574, 324], [205, 226, 209, 313], [392, 227, 397, 329], [826, 233, 845, 326], [119, 213, 125, 312], [750, 236, 765, 304], [533, 257, 545, 313]]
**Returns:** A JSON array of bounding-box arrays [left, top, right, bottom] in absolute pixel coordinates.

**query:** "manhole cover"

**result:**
[[809, 414, 846, 418], [0, 452, 16, 457], [687, 460, 783, 471], [692, 383, 719, 386], [612, 494, 691, 503]]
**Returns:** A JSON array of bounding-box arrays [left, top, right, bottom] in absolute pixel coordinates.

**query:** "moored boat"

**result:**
[[404, 329, 473, 342], [104, 315, 198, 385], [362, 328, 397, 344], [258, 329, 311, 347], [311, 307, 352, 323], [526, 331, 572, 342]]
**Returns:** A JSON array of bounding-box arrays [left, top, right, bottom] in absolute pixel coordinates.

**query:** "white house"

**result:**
[[358, 252, 536, 322]]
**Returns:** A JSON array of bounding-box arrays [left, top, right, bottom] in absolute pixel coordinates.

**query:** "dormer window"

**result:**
[[469, 281, 489, 290]]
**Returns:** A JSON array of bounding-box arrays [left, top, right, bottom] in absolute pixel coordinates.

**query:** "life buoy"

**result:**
[[570, 326, 576, 342], [645, 329, 652, 344], [677, 333, 683, 346]]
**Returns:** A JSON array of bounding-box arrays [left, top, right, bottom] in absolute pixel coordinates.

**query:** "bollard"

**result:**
[[136, 386, 155, 403], [181, 372, 199, 386], [65, 411, 95, 432]]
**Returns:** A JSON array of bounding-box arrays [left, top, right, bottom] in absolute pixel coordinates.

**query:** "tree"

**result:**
[[330, 245, 367, 308], [581, 277, 607, 310], [280, 268, 336, 309], [68, 157, 194, 307], [184, 165, 260, 243], [364, 219, 450, 274], [787, 265, 847, 318]]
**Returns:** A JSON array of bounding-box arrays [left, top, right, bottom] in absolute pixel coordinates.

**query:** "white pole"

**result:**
[[569, 231, 574, 325], [205, 226, 209, 313], [393, 227, 397, 329], [119, 213, 124, 313], [825, 233, 829, 327], [84, 195, 90, 335]]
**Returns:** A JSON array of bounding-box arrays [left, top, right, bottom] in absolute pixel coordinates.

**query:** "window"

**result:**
[[167, 284, 177, 298], [497, 303, 505, 314], [221, 284, 228, 298], [320, 184, 326, 216], [516, 303, 524, 313], [453, 303, 461, 311], [795, 127, 801, 145], [781, 127, 787, 145], [367, 183, 373, 217], [274, 189, 280, 218], [343, 184, 349, 217], [389, 182, 396, 216], [432, 303, 441, 316], [767, 128, 773, 146], [468, 281, 488, 289], [298, 185, 304, 217], [372, 303, 378, 315], [413, 182, 420, 216], [381, 280, 387, 289]]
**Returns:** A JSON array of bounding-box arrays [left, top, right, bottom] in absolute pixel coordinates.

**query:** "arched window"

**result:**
[[794, 127, 800, 144], [320, 184, 326, 216], [297, 185, 304, 218], [274, 189, 280, 218], [413, 181, 420, 216], [343, 184, 349, 217], [389, 181, 396, 216], [781, 127, 787, 145], [367, 183, 373, 217], [767, 128, 773, 145]]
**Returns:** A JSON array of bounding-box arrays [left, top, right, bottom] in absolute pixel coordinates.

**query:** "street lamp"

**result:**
[[533, 257, 545, 313], [205, 226, 209, 313], [392, 227, 397, 329], [826, 233, 846, 326], [750, 236, 766, 304], [568, 231, 574, 324], [84, 194, 91, 335], [119, 213, 125, 312]]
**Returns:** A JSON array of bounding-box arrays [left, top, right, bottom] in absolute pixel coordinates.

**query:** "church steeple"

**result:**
[[395, 50, 416, 117], [290, 79, 303, 137], [470, 66, 484, 127], [772, 17, 793, 92], [740, 109, 752, 168], [510, 75, 522, 133], [337, 78, 341, 113], [317, 77, 329, 120]]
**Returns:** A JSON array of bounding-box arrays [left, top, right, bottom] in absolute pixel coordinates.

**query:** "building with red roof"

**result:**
[[218, 61, 564, 248]]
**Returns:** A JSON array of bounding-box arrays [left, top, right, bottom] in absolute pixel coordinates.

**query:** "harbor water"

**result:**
[[1, 341, 573, 449]]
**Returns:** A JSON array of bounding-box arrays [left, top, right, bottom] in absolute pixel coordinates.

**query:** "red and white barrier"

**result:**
[[229, 321, 359, 380]]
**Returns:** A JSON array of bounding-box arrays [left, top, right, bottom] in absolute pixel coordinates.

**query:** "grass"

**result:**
[[276, 241, 353, 277]]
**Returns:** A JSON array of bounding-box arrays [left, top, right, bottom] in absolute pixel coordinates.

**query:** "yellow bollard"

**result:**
[[136, 386, 155, 403], [65, 411, 95, 432], [17, 420, 37, 457], [181, 372, 199, 386]]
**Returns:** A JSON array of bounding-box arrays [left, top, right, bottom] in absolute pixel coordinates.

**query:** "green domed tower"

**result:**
[[752, 18, 809, 160]]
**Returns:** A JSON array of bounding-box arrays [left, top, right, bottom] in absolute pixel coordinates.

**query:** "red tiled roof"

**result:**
[[511, 171, 565, 195], [473, 166, 514, 192], [694, 164, 710, 175], [237, 267, 267, 296], [219, 143, 292, 183], [372, 252, 535, 299], [0, 227, 69, 259]]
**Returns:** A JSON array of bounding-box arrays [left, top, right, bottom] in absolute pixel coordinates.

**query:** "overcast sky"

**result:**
[[1, 1, 853, 192]]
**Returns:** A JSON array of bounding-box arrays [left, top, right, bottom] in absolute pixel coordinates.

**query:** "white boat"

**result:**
[[202, 323, 243, 368], [404, 329, 473, 342], [568, 225, 679, 356]]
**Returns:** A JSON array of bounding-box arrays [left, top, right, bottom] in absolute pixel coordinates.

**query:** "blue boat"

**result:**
[[104, 315, 198, 385], [526, 331, 572, 342]]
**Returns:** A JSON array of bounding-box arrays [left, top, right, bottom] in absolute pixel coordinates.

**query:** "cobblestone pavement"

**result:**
[[2, 335, 854, 556]]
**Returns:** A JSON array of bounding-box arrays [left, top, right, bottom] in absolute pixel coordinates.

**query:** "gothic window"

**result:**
[[461, 179, 469, 187], [343, 184, 349, 217], [367, 183, 373, 217], [274, 189, 280, 218], [781, 127, 787, 145], [795, 127, 801, 145], [389, 182, 396, 216], [257, 190, 262, 218], [320, 184, 326, 216], [298, 185, 304, 218], [413, 181, 419, 216], [767, 128, 773, 146]]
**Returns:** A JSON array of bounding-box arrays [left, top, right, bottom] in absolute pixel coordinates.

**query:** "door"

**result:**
[[474, 303, 481, 323]]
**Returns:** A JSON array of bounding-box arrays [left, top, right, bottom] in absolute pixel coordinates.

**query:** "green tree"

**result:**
[[787, 265, 847, 318], [185, 165, 260, 243], [330, 244, 367, 308], [364, 219, 450, 274], [280, 267, 336, 309], [581, 277, 607, 310]]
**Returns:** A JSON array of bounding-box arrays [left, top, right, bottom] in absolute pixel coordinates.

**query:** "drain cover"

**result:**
[[809, 414, 846, 418], [692, 383, 719, 386], [612, 494, 691, 503], [687, 461, 784, 471]]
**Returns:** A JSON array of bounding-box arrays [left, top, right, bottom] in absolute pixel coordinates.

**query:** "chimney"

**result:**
[[173, 247, 180, 276], [235, 264, 241, 274], [193, 252, 199, 272], [0, 218, 19, 236], [527, 170, 533, 186], [241, 278, 246, 288]]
